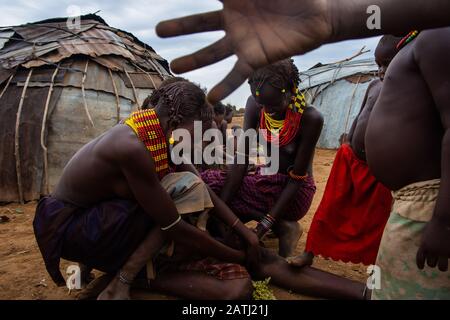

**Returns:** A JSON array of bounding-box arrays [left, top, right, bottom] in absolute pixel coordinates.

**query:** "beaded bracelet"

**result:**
[[288, 169, 309, 181], [257, 214, 276, 235], [118, 270, 133, 286]]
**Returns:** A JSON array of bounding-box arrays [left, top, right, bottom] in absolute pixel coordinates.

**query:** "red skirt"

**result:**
[[305, 144, 392, 265]]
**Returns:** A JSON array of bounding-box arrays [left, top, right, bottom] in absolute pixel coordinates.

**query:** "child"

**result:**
[[290, 36, 400, 267]]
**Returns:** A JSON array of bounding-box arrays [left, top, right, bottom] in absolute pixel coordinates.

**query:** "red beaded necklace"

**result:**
[[259, 88, 306, 146]]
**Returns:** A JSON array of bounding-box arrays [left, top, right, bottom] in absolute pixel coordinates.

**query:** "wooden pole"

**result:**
[[40, 66, 59, 195], [108, 69, 121, 123], [0, 74, 13, 100], [125, 69, 141, 110], [81, 60, 95, 128], [15, 69, 33, 204]]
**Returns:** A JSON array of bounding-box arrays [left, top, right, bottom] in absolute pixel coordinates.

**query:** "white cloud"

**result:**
[[0, 0, 381, 107]]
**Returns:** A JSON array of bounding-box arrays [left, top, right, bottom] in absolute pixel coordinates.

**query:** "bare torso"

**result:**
[[52, 125, 144, 207], [366, 33, 443, 191], [350, 79, 382, 161]]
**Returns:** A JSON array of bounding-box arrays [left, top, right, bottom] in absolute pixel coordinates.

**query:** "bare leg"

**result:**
[[273, 220, 303, 257], [287, 251, 315, 268], [255, 248, 366, 300], [97, 227, 166, 300], [146, 271, 253, 300]]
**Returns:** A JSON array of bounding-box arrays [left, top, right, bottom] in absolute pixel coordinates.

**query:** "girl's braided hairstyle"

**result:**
[[142, 77, 187, 110], [248, 58, 300, 91], [158, 81, 213, 128]]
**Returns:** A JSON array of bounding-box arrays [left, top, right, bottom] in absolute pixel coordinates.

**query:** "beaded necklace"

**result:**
[[259, 87, 307, 146], [396, 30, 420, 50], [125, 109, 170, 180]]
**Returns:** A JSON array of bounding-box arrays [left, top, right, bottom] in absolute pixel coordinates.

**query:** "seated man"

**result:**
[[291, 36, 400, 267], [33, 80, 260, 300]]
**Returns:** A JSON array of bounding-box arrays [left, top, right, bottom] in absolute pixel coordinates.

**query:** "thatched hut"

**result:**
[[299, 58, 378, 149], [0, 14, 171, 203]]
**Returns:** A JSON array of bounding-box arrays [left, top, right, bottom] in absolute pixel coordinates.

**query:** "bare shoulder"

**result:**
[[245, 95, 261, 115], [413, 28, 450, 62], [244, 95, 261, 129], [103, 125, 150, 164], [302, 106, 324, 126]]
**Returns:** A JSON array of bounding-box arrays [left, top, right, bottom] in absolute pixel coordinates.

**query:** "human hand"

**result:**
[[416, 217, 450, 272], [156, 0, 332, 103]]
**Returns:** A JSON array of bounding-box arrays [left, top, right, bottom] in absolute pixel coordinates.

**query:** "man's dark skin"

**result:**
[[366, 28, 450, 272], [156, 0, 450, 103], [349, 37, 400, 161], [289, 36, 399, 267], [218, 79, 324, 257], [52, 99, 263, 299]]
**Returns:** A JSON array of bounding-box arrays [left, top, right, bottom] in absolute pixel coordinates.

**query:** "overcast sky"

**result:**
[[0, 0, 381, 107]]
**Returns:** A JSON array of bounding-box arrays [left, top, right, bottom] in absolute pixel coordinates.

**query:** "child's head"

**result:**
[[225, 105, 234, 124], [375, 35, 402, 80], [213, 102, 226, 125]]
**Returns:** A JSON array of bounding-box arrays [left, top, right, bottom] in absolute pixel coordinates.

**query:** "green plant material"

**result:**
[[252, 277, 276, 300]]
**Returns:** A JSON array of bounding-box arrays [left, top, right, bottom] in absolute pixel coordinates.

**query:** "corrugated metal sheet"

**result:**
[[46, 86, 152, 190], [0, 31, 14, 50], [300, 58, 378, 90], [0, 14, 171, 76], [299, 58, 378, 149], [307, 79, 372, 149]]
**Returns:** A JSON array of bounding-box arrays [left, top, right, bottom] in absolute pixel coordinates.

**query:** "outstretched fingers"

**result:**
[[156, 10, 223, 38], [207, 59, 255, 104], [171, 37, 233, 74]]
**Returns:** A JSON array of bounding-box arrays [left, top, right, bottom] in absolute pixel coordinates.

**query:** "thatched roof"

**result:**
[[0, 14, 170, 77], [0, 15, 171, 203]]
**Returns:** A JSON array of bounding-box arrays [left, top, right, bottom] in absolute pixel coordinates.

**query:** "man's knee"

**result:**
[[222, 278, 253, 300]]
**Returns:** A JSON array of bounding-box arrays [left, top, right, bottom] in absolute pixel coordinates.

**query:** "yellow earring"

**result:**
[[169, 134, 175, 145]]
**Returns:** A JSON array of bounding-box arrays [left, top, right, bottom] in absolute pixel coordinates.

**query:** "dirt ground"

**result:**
[[0, 146, 369, 300]]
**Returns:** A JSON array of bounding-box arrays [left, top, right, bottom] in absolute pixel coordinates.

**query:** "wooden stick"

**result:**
[[15, 69, 33, 204], [108, 68, 121, 123], [40, 66, 59, 195], [132, 62, 157, 89], [81, 60, 95, 128], [344, 75, 362, 133], [125, 69, 141, 110], [146, 57, 165, 80], [0, 74, 13, 100]]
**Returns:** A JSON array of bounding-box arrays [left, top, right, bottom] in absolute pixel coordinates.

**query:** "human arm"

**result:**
[[255, 107, 324, 238], [219, 96, 260, 203], [175, 161, 261, 267], [414, 29, 450, 272], [156, 0, 450, 103], [118, 134, 245, 264]]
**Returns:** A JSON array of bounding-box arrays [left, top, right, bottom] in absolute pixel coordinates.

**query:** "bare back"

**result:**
[[52, 125, 146, 207]]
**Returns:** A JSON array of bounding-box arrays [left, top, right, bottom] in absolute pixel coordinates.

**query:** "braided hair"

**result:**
[[158, 81, 213, 129], [142, 77, 187, 110], [248, 58, 300, 91], [213, 102, 226, 116]]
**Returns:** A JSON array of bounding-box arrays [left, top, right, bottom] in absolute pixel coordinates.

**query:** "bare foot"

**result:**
[[97, 277, 131, 300], [274, 220, 303, 258], [287, 251, 314, 268]]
